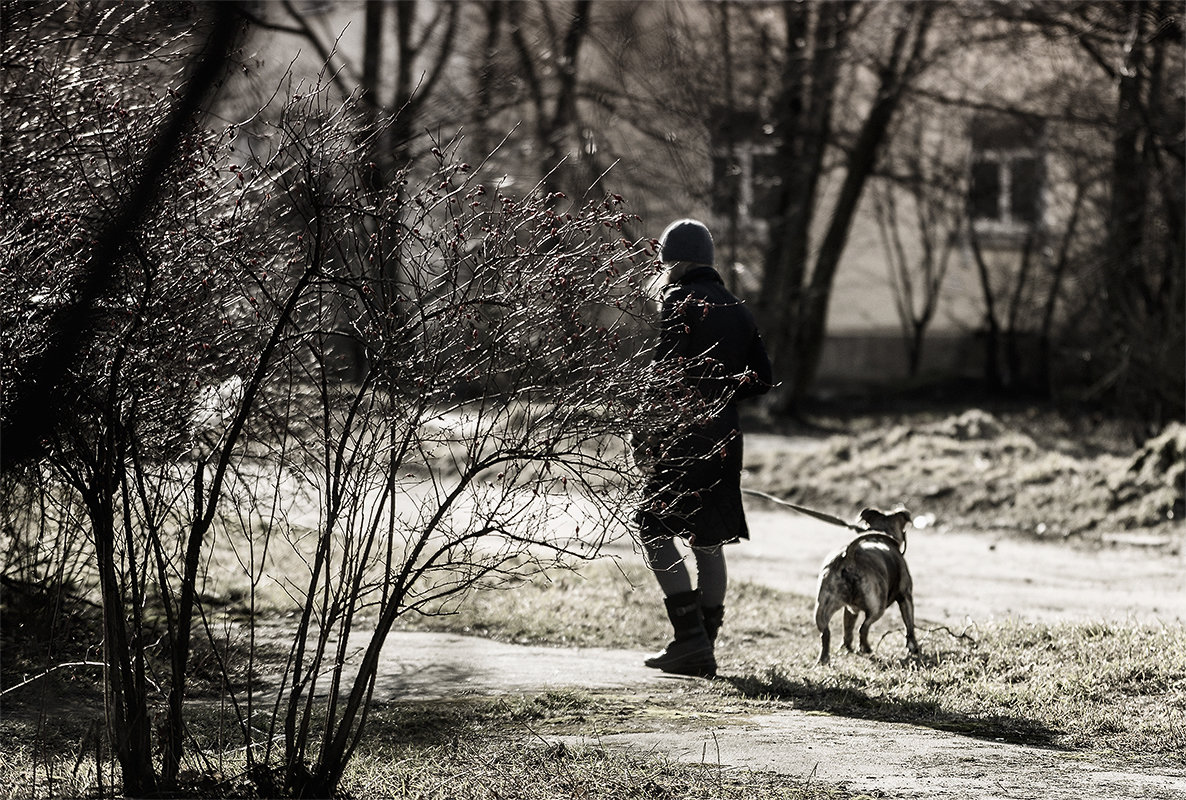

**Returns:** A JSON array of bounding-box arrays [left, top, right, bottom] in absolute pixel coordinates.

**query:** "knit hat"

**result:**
[[659, 219, 714, 265]]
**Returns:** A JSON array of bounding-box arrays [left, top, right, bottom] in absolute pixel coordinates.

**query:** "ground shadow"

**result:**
[[720, 671, 1065, 749], [365, 690, 597, 748]]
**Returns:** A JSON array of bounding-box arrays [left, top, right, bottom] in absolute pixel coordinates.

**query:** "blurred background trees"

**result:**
[[248, 0, 1182, 423]]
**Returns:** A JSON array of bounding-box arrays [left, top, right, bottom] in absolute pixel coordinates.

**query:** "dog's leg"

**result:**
[[842, 608, 858, 652], [857, 604, 886, 655], [814, 595, 841, 665], [898, 593, 920, 657]]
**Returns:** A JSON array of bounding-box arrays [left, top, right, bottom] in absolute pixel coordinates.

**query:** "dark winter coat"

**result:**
[[636, 266, 773, 547]]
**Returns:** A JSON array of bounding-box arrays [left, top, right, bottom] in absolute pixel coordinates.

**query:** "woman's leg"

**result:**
[[640, 537, 715, 676], [692, 545, 727, 643], [642, 536, 693, 597], [691, 545, 726, 607]]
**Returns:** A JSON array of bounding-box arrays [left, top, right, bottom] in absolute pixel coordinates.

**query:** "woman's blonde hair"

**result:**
[[645, 261, 694, 317]]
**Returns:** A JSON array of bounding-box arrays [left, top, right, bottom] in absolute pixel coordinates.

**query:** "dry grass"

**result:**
[[343, 694, 853, 800]]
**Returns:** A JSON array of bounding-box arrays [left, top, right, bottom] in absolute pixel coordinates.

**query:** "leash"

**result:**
[[740, 488, 865, 533]]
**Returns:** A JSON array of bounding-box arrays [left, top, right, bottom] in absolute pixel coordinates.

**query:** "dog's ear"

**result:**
[[860, 507, 910, 553], [858, 507, 882, 528], [892, 509, 911, 553]]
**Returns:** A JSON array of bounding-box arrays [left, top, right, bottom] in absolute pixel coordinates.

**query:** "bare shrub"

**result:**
[[2, 20, 693, 792], [215, 83, 682, 795]]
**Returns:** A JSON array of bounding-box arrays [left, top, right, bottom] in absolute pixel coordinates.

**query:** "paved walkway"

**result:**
[[370, 630, 674, 700], [562, 710, 1186, 800]]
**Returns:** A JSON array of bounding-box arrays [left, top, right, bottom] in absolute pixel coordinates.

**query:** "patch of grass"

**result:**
[[347, 735, 852, 799], [757, 616, 1186, 764], [359, 691, 605, 746], [394, 557, 671, 650]]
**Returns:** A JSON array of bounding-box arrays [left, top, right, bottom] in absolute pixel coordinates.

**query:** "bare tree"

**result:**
[[215, 92, 676, 795], [996, 0, 1185, 422], [871, 113, 963, 378], [503, 0, 594, 196], [758, 0, 939, 413], [0, 3, 255, 793], [241, 0, 460, 176], [0, 0, 244, 473]]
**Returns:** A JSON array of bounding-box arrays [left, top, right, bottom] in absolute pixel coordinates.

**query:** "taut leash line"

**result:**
[[741, 488, 866, 533]]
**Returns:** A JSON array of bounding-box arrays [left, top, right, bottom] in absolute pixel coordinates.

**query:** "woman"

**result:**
[[636, 218, 773, 677]]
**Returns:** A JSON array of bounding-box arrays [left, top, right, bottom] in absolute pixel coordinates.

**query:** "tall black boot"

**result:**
[[702, 604, 725, 645], [644, 589, 716, 677]]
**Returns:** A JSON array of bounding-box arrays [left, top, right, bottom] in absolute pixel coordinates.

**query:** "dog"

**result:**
[[814, 507, 919, 665]]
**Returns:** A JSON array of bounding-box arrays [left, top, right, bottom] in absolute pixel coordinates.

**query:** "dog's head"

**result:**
[[859, 507, 911, 553]]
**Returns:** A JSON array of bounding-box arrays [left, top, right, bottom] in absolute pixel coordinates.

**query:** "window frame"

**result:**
[[967, 114, 1046, 241]]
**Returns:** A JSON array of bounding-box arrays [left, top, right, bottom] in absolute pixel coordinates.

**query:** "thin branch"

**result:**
[[1, 662, 107, 697]]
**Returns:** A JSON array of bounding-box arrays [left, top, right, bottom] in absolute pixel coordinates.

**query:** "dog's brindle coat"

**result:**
[[814, 508, 919, 665]]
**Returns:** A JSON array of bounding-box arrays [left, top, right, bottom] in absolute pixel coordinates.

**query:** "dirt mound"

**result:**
[[1110, 421, 1186, 527], [926, 408, 1007, 440], [745, 411, 1183, 541]]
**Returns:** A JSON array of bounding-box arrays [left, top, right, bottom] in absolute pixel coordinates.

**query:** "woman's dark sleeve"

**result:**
[[736, 330, 773, 400]]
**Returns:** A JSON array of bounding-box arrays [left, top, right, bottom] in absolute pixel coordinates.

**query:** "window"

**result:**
[[969, 160, 1002, 220], [708, 109, 778, 222], [1009, 155, 1041, 224], [750, 151, 782, 212], [968, 114, 1045, 236], [711, 153, 742, 217]]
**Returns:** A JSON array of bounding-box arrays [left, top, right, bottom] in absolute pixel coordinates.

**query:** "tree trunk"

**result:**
[[160, 466, 204, 784], [759, 2, 853, 403], [473, 1, 506, 160], [1038, 183, 1084, 389], [544, 0, 592, 195], [968, 227, 1004, 392], [91, 490, 157, 796], [1004, 232, 1036, 389], [362, 0, 384, 112], [1104, 3, 1150, 319], [769, 3, 934, 412], [389, 0, 417, 170]]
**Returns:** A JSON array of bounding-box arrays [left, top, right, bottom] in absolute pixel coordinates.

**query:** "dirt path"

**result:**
[[371, 629, 1186, 800], [563, 710, 1186, 800], [733, 508, 1186, 625], [366, 630, 669, 701], [370, 505, 1186, 800]]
